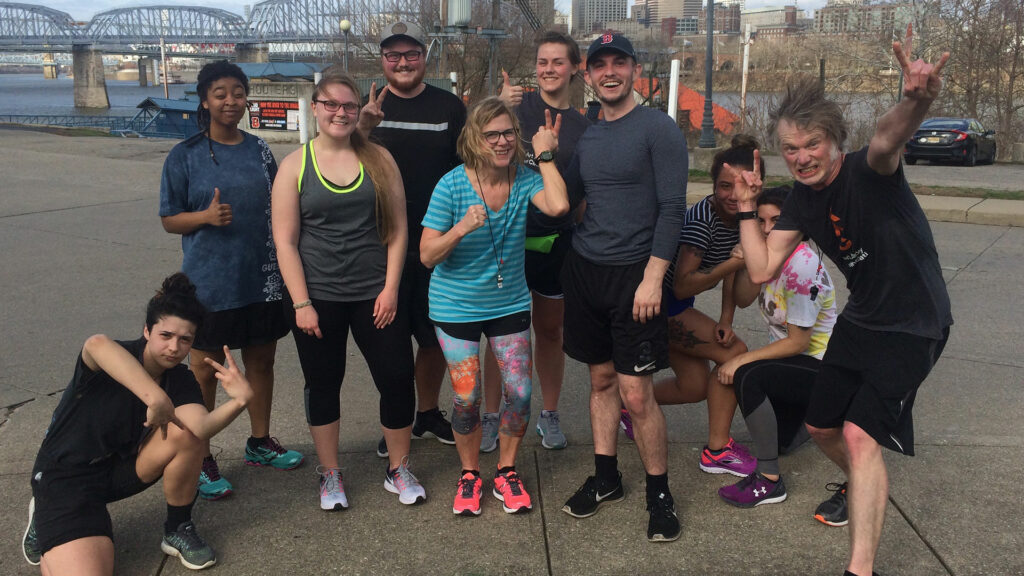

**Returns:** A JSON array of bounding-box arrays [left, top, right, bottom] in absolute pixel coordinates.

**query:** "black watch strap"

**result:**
[[737, 210, 758, 221]]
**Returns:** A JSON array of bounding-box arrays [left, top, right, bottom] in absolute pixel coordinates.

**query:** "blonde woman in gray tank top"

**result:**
[[272, 66, 426, 511]]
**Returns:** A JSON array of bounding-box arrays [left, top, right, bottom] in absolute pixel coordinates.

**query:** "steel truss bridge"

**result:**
[[0, 0, 536, 54]]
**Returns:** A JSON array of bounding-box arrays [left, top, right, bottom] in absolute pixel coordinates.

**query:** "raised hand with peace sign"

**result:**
[[357, 81, 389, 135]]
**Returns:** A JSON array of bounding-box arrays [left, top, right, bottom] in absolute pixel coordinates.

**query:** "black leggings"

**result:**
[[287, 296, 415, 429], [733, 354, 819, 476]]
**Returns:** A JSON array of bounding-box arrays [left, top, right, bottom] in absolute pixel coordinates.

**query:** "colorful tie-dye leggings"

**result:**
[[435, 327, 533, 437]]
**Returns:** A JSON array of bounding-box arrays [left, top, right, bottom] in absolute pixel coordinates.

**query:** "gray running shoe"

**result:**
[[814, 481, 849, 526], [480, 412, 499, 453], [536, 410, 567, 449], [23, 497, 40, 566], [160, 521, 217, 570], [385, 456, 427, 505], [318, 466, 349, 511]]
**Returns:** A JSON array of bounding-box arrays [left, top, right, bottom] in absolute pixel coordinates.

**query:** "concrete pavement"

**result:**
[[0, 129, 1021, 575]]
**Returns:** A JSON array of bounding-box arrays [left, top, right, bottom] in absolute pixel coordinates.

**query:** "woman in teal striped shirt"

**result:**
[[420, 97, 568, 517]]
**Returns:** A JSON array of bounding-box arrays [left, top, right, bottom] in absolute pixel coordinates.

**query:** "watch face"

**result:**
[[537, 150, 554, 162]]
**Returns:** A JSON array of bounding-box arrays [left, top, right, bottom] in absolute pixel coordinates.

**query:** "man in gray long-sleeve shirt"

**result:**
[[559, 33, 687, 543]]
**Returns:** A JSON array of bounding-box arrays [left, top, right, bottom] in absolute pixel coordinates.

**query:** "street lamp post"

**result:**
[[339, 19, 351, 71], [698, 0, 716, 148]]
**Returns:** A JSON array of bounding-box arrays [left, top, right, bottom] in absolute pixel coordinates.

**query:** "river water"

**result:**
[[0, 73, 190, 117]]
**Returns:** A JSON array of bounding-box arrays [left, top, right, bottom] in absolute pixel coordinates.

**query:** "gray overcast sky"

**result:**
[[48, 0, 827, 23]]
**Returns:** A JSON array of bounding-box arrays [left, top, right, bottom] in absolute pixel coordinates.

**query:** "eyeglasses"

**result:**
[[383, 49, 423, 63], [482, 129, 518, 145], [313, 99, 360, 115]]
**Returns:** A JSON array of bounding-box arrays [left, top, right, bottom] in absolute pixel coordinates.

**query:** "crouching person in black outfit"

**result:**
[[23, 272, 254, 573]]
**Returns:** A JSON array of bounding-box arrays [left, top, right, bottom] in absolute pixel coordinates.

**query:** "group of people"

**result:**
[[22, 22, 951, 576]]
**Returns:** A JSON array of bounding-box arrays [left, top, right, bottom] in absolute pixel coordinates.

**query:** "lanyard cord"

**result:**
[[474, 166, 512, 285]]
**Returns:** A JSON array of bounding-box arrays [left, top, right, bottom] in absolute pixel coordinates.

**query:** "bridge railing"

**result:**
[[0, 114, 182, 138]]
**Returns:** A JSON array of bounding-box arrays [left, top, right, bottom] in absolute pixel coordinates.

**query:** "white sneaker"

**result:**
[[384, 456, 427, 505], [318, 467, 348, 511], [480, 412, 499, 453]]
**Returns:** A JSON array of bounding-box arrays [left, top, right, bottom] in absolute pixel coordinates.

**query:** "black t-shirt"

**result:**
[[38, 338, 204, 466], [774, 147, 952, 339], [516, 91, 592, 235], [369, 84, 466, 253]]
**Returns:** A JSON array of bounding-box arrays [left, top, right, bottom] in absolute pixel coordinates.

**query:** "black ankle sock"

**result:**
[[595, 454, 618, 484], [496, 466, 516, 476], [461, 469, 480, 477], [164, 500, 194, 534], [842, 571, 880, 576], [645, 472, 669, 499], [707, 445, 726, 456], [247, 435, 268, 449]]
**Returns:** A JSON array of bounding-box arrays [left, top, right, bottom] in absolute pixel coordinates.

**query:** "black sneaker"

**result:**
[[23, 497, 40, 566], [160, 521, 217, 570], [815, 481, 849, 527], [412, 408, 456, 445], [646, 491, 681, 542], [561, 473, 625, 518], [376, 436, 388, 458]]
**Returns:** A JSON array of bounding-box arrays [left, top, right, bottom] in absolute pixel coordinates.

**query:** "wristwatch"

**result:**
[[737, 211, 758, 220], [536, 150, 555, 163]]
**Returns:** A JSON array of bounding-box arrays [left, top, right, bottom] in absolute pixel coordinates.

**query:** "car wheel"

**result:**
[[905, 156, 917, 165], [964, 146, 977, 167]]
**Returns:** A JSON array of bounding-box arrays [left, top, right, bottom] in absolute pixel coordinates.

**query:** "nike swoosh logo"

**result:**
[[634, 361, 656, 372], [596, 489, 618, 501]]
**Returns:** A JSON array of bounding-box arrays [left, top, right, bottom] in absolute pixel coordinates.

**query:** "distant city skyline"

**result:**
[[46, 0, 829, 22]]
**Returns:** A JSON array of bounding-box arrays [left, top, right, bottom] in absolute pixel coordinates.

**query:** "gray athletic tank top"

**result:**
[[297, 141, 386, 302]]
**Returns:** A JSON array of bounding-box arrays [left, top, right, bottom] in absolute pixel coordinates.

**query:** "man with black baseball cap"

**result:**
[[358, 22, 467, 456], [559, 32, 688, 543]]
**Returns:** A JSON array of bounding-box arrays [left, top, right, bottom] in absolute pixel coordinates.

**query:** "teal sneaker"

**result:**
[[244, 437, 304, 470], [161, 521, 217, 570], [23, 497, 40, 566], [198, 456, 233, 501]]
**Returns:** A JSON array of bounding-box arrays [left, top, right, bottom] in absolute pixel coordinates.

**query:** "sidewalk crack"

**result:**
[[943, 226, 1009, 285], [889, 495, 955, 575], [533, 450, 554, 576]]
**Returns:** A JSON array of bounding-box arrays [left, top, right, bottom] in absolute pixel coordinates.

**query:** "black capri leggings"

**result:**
[[733, 354, 820, 476], [286, 295, 415, 429]]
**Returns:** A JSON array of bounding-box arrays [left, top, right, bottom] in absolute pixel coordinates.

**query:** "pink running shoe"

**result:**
[[493, 469, 532, 513], [619, 409, 634, 441], [699, 438, 757, 477]]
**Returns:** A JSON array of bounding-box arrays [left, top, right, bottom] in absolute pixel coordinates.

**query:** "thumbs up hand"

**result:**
[[498, 69, 523, 107], [205, 188, 232, 227]]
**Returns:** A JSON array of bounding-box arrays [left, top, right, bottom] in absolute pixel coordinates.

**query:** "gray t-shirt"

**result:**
[[566, 105, 687, 265], [296, 142, 386, 302]]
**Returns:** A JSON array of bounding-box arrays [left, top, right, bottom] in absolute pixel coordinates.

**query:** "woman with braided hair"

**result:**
[[159, 61, 303, 502]]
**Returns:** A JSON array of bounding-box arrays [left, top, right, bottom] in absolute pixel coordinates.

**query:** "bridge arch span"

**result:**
[[0, 2, 80, 46], [85, 5, 248, 44]]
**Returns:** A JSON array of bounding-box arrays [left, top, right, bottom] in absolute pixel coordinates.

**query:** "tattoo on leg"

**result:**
[[669, 320, 708, 349]]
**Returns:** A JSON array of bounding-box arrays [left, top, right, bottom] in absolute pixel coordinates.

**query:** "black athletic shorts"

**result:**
[[561, 248, 669, 376], [525, 230, 572, 299], [30, 451, 156, 555], [433, 311, 531, 342], [400, 254, 440, 348], [193, 300, 288, 352], [805, 315, 949, 455]]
